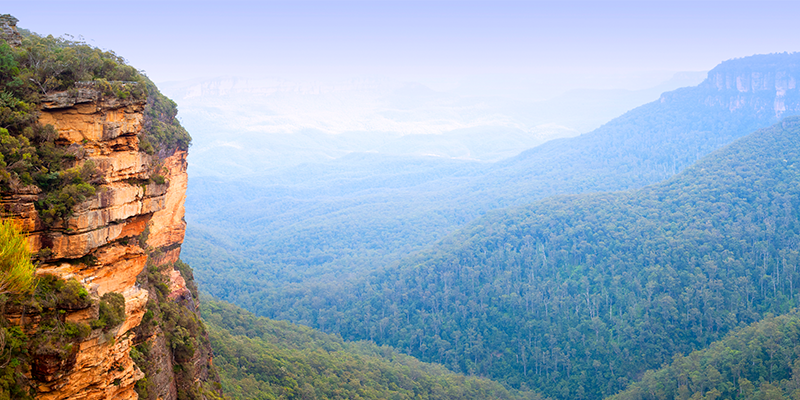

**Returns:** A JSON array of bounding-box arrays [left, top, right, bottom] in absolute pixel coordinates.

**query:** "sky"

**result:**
[[4, 1, 800, 94]]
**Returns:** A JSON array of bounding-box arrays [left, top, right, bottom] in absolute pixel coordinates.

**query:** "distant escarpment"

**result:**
[[0, 16, 217, 400], [698, 53, 800, 119]]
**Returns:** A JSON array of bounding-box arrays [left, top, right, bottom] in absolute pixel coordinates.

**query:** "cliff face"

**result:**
[[679, 52, 800, 119], [1, 84, 207, 399], [146, 150, 188, 265]]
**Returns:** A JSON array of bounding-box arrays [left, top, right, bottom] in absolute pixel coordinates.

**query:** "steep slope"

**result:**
[[607, 310, 800, 400], [0, 16, 217, 400], [186, 52, 800, 313], [253, 117, 800, 399], [202, 297, 546, 400]]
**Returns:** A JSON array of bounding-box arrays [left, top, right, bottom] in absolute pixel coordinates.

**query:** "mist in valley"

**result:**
[[159, 71, 706, 176]]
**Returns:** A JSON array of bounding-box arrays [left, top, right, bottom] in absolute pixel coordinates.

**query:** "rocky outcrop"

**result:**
[[1, 85, 206, 399], [0, 14, 21, 47], [132, 258, 216, 400], [685, 52, 800, 119]]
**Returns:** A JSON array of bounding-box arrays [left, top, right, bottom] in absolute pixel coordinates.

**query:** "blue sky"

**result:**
[[4, 1, 800, 92]]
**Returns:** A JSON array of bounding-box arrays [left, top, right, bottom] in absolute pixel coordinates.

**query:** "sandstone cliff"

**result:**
[[1, 82, 214, 399], [665, 52, 800, 119], [0, 14, 217, 399]]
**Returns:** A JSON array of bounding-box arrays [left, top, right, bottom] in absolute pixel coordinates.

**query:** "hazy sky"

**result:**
[[5, 1, 800, 93]]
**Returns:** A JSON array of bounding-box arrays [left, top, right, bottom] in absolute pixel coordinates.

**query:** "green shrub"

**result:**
[[0, 325, 31, 400], [94, 292, 125, 332], [35, 161, 98, 226], [34, 275, 90, 310], [63, 321, 90, 340], [134, 377, 148, 399], [141, 79, 191, 153], [0, 220, 35, 295], [151, 174, 166, 185]]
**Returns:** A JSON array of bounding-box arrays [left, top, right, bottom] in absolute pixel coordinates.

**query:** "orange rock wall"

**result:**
[[1, 88, 190, 399], [146, 150, 188, 261]]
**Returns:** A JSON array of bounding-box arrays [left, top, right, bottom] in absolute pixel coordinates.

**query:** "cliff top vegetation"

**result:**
[[0, 15, 190, 224]]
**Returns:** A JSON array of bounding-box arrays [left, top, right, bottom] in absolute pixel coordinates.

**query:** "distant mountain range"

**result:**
[[184, 53, 800, 291], [159, 71, 705, 175]]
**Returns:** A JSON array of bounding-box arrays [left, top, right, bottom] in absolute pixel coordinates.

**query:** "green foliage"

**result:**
[[91, 292, 125, 331], [63, 321, 91, 339], [90, 78, 146, 100], [201, 296, 545, 400], [35, 161, 99, 225], [16, 32, 142, 95], [151, 174, 166, 185], [141, 78, 191, 154], [0, 274, 94, 396], [224, 117, 800, 399], [609, 311, 800, 400], [0, 32, 106, 224], [0, 324, 32, 400], [134, 376, 149, 399], [23, 274, 93, 365], [174, 260, 199, 299], [130, 343, 150, 398], [33, 274, 91, 310], [0, 220, 35, 295]]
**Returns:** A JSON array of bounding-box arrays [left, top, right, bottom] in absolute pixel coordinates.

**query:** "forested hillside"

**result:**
[[185, 53, 800, 302], [202, 297, 546, 400], [224, 117, 800, 399], [608, 311, 800, 400]]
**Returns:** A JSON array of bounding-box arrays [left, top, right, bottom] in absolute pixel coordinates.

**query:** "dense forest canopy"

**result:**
[[609, 310, 800, 400], [202, 297, 546, 400], [216, 117, 800, 399]]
